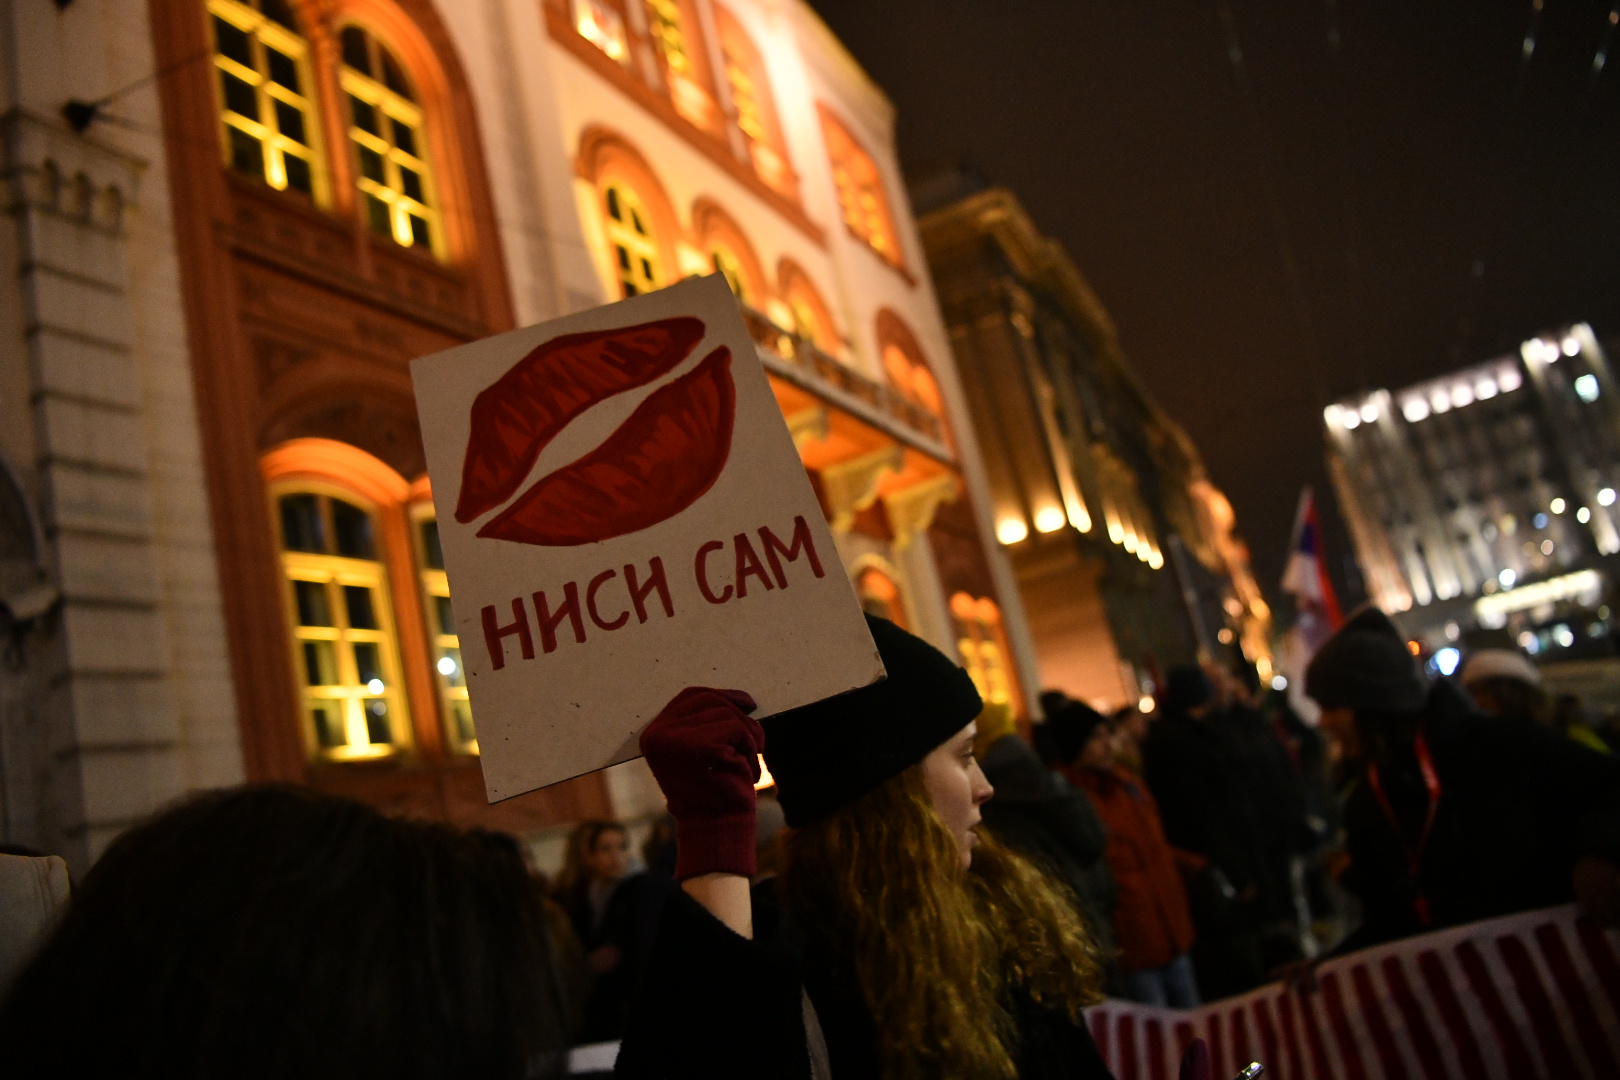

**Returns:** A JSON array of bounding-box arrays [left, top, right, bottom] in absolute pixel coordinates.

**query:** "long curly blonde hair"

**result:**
[[781, 765, 1104, 1080]]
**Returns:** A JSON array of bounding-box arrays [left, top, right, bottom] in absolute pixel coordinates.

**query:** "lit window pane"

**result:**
[[283, 153, 312, 195], [353, 642, 383, 686], [312, 703, 346, 748], [220, 70, 258, 119], [274, 100, 306, 144], [391, 118, 417, 157], [302, 640, 338, 686], [331, 499, 375, 559], [364, 699, 392, 744], [448, 700, 475, 746], [434, 595, 454, 636], [399, 165, 423, 202], [340, 26, 371, 75], [364, 192, 391, 236], [260, 0, 298, 32], [266, 46, 299, 91], [381, 50, 413, 100], [213, 16, 253, 67], [408, 213, 430, 249], [280, 493, 324, 552], [420, 520, 444, 569], [344, 585, 378, 630], [349, 94, 380, 136], [437, 645, 465, 688], [294, 580, 332, 626], [357, 144, 386, 183]]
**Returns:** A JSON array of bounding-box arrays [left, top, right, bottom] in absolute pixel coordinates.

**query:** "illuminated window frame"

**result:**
[[208, 0, 328, 202], [817, 105, 903, 269], [339, 26, 444, 257], [410, 505, 477, 756], [271, 481, 413, 761], [572, 0, 630, 62], [709, 244, 749, 303], [603, 182, 661, 297], [855, 562, 909, 630], [950, 593, 1015, 709], [714, 4, 794, 195]]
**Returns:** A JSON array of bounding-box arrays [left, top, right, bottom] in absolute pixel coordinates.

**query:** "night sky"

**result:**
[[809, 0, 1620, 612]]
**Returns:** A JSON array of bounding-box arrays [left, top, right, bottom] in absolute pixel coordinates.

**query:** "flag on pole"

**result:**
[[1281, 487, 1342, 628]]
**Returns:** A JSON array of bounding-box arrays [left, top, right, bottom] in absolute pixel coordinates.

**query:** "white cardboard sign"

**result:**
[[412, 275, 883, 801]]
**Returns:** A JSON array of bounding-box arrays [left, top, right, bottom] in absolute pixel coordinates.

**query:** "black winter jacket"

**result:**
[[1338, 679, 1620, 953], [615, 882, 1115, 1080]]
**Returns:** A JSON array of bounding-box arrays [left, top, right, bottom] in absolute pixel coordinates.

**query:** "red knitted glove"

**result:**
[[640, 687, 764, 881]]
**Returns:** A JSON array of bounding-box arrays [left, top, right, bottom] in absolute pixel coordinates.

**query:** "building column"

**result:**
[[1, 112, 196, 871]]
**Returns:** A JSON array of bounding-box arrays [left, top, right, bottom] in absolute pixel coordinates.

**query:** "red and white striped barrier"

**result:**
[[1085, 906, 1620, 1080]]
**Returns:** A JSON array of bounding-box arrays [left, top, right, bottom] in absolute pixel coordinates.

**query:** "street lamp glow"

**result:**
[[1551, 498, 1567, 514], [1033, 506, 1066, 533], [1498, 568, 1517, 589], [1579, 506, 1593, 523], [1430, 390, 1452, 414], [1475, 378, 1498, 400], [1563, 335, 1581, 357], [1359, 401, 1380, 423], [1433, 647, 1461, 676], [1341, 410, 1361, 430], [1402, 397, 1430, 422], [1575, 374, 1600, 402], [437, 656, 458, 677], [1450, 383, 1474, 408], [1270, 675, 1288, 691], [996, 517, 1028, 545], [1601, 488, 1617, 507], [1137, 695, 1156, 713], [366, 678, 385, 695], [1499, 368, 1523, 392]]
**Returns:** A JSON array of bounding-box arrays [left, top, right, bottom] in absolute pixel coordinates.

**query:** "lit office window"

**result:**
[[209, 0, 325, 199], [603, 183, 660, 297], [277, 490, 410, 760], [818, 106, 902, 266], [340, 26, 442, 255], [415, 516, 476, 755], [951, 593, 1014, 708], [709, 246, 748, 303]]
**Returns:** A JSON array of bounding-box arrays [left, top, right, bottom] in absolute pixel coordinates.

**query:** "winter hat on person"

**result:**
[[761, 614, 983, 827], [1305, 604, 1428, 713], [1162, 665, 1214, 717], [1040, 699, 1110, 764], [1459, 648, 1542, 689]]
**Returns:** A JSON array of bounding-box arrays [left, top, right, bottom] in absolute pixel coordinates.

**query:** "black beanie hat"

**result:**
[[1041, 700, 1109, 764], [1163, 665, 1214, 716], [1305, 604, 1427, 713], [761, 614, 983, 827]]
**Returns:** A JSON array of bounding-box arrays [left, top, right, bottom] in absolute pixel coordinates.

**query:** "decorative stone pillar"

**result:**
[[1, 111, 186, 871]]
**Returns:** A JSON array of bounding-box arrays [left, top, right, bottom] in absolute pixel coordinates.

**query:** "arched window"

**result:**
[[778, 259, 838, 355], [817, 104, 902, 268], [412, 507, 476, 754], [951, 593, 1016, 711], [274, 485, 411, 759], [340, 25, 442, 255], [856, 565, 908, 629], [713, 5, 794, 196], [603, 183, 661, 296], [877, 309, 950, 445], [572, 0, 630, 62], [209, 0, 326, 200], [644, 0, 720, 132], [692, 198, 766, 307]]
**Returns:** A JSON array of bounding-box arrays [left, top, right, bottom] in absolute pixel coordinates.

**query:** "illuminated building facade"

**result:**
[[1326, 323, 1620, 658], [915, 175, 1272, 710], [0, 0, 1033, 869]]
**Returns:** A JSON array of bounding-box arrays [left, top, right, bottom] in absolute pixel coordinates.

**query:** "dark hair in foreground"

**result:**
[[0, 785, 570, 1080]]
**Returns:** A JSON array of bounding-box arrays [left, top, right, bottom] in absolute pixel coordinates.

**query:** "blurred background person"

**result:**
[[1110, 703, 1151, 777], [1141, 665, 1271, 999], [979, 697, 1118, 986], [1064, 708, 1199, 1008], [554, 820, 669, 1042], [1459, 648, 1549, 726], [0, 785, 574, 1080], [1307, 607, 1620, 952]]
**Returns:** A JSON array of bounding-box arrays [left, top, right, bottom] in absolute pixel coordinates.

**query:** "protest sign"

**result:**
[[412, 275, 883, 801]]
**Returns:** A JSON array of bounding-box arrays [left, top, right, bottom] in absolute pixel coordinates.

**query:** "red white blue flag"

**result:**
[[1281, 487, 1342, 628]]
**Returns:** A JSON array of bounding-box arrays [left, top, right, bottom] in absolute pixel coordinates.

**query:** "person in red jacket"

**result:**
[[1060, 708, 1201, 1008]]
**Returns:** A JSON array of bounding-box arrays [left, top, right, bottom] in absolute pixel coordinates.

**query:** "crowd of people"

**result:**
[[1, 608, 1618, 1078]]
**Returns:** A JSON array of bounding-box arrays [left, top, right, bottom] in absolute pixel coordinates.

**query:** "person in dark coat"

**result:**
[[1061, 709, 1200, 1008], [978, 698, 1118, 973], [616, 616, 1114, 1080], [1140, 665, 1271, 999], [1306, 605, 1620, 952]]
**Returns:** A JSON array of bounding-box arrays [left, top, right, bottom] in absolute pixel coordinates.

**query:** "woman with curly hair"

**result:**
[[616, 615, 1112, 1080]]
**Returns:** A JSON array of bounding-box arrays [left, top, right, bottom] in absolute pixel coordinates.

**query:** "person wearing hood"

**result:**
[[1461, 647, 1611, 754], [615, 615, 1113, 1080], [1140, 664, 1271, 999], [1307, 606, 1620, 952]]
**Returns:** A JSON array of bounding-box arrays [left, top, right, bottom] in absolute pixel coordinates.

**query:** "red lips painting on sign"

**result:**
[[412, 276, 882, 802]]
